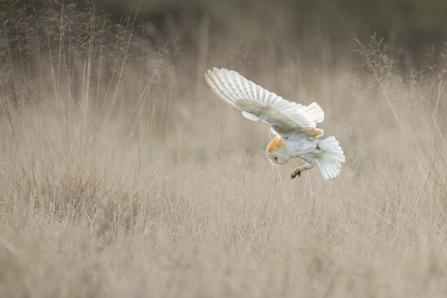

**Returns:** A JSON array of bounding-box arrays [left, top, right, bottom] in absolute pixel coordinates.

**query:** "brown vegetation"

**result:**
[[0, 3, 447, 297]]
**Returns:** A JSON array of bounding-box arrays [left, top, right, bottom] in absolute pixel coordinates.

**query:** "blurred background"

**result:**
[[1, 2, 447, 297], [103, 0, 447, 67], [8, 0, 447, 73]]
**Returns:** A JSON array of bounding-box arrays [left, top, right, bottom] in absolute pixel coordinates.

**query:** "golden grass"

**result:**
[[1, 5, 447, 298]]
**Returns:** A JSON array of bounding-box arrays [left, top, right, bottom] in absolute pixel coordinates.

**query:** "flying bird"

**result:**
[[204, 68, 345, 180]]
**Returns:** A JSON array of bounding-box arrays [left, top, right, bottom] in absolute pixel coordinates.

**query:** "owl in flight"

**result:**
[[205, 68, 345, 180]]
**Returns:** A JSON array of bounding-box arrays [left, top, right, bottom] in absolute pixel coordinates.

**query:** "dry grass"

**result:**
[[1, 4, 447, 298]]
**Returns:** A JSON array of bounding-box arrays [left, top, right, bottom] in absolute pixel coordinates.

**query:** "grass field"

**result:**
[[1, 4, 447, 298]]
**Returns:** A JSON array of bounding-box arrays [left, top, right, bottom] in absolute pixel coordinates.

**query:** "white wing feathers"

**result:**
[[205, 68, 324, 136], [241, 111, 260, 121], [298, 102, 324, 124]]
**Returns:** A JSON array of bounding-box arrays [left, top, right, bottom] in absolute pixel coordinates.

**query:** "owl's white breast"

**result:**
[[284, 133, 319, 159]]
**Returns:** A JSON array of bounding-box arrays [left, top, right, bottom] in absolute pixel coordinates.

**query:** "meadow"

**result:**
[[1, 3, 447, 298]]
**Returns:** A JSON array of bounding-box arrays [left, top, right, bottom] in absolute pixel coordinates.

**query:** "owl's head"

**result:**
[[266, 136, 289, 165], [267, 153, 289, 165]]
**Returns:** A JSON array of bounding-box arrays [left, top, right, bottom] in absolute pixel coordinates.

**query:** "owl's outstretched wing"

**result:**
[[205, 68, 324, 137]]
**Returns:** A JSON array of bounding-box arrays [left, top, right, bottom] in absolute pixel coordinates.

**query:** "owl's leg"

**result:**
[[290, 159, 316, 179]]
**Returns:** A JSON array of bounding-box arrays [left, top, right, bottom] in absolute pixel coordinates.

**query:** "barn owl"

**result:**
[[204, 68, 345, 180]]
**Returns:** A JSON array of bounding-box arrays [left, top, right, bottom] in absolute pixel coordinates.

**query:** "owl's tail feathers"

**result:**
[[315, 136, 345, 180]]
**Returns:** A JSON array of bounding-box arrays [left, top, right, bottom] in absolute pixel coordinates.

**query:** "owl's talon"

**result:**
[[290, 170, 301, 179]]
